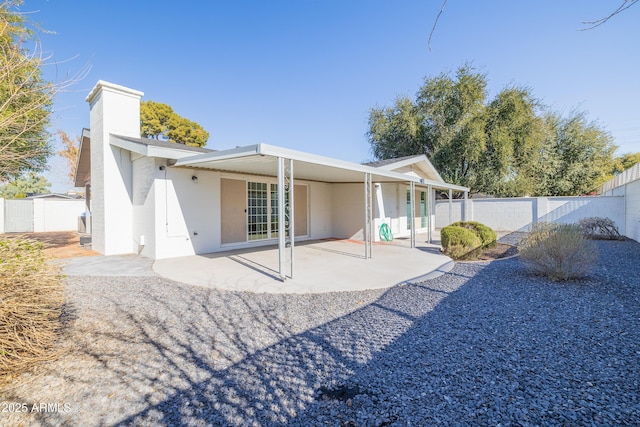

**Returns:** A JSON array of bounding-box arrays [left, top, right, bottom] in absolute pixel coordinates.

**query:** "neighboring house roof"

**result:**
[[364, 154, 445, 183], [363, 155, 423, 168], [74, 132, 214, 187], [26, 193, 80, 199]]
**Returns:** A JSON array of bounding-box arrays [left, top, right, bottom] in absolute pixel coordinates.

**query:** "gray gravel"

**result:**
[[1, 240, 639, 426]]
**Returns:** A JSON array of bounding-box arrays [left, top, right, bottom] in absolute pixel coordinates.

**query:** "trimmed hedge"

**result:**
[[450, 221, 497, 248], [441, 225, 482, 260]]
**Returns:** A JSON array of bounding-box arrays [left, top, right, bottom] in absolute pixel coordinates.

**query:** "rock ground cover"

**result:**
[[0, 239, 638, 426]]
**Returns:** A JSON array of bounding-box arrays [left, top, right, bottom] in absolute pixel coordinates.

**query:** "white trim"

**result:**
[[375, 154, 445, 183], [175, 143, 469, 192]]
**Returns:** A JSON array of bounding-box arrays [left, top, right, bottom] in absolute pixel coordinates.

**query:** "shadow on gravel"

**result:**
[[4, 241, 639, 426]]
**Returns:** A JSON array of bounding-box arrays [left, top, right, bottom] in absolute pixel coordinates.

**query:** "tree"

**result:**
[[57, 130, 80, 181], [480, 87, 545, 197], [369, 64, 489, 191], [613, 152, 640, 173], [534, 111, 617, 196], [140, 100, 209, 147], [367, 64, 617, 196], [0, 171, 50, 198], [0, 0, 53, 182]]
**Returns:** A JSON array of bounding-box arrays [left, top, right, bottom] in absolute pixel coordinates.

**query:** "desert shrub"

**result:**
[[441, 225, 483, 260], [0, 238, 65, 386], [578, 217, 622, 240], [519, 222, 598, 281], [450, 221, 497, 248]]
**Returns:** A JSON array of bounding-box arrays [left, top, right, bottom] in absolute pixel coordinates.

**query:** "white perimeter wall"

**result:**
[[0, 198, 4, 233], [1, 198, 85, 233], [436, 196, 625, 233], [34, 199, 86, 232], [625, 180, 640, 242]]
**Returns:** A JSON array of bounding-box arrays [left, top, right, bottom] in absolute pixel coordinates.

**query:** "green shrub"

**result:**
[[441, 225, 483, 260], [578, 217, 622, 240], [450, 221, 497, 248], [519, 222, 598, 281], [0, 238, 65, 386]]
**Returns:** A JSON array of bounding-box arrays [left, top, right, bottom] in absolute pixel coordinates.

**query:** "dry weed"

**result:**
[[0, 238, 65, 386]]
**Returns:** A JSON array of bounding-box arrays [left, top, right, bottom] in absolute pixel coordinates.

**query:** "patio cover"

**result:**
[[174, 143, 469, 280]]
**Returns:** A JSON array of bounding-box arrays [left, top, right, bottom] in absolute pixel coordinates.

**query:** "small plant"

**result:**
[[441, 225, 482, 260], [0, 238, 65, 386], [578, 217, 622, 240], [519, 222, 598, 281], [450, 221, 497, 248]]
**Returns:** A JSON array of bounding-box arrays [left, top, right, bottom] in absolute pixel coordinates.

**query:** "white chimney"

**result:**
[[86, 81, 144, 255]]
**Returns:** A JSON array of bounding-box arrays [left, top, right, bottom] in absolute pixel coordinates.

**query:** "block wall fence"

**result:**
[[435, 195, 633, 239]]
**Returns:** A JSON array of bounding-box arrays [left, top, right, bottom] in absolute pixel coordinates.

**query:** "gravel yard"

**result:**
[[1, 240, 639, 426]]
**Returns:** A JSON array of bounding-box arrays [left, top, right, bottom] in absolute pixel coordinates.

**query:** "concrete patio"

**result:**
[[153, 237, 454, 294]]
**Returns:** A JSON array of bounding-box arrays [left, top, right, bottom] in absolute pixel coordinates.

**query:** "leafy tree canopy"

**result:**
[[0, 0, 54, 182], [367, 64, 617, 197], [0, 171, 50, 198], [613, 152, 640, 173], [140, 100, 209, 147]]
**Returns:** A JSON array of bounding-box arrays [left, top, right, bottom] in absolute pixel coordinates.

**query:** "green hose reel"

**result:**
[[379, 223, 393, 241]]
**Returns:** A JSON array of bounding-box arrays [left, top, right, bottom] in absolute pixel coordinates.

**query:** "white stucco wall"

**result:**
[[153, 168, 218, 259], [626, 180, 640, 242], [308, 181, 332, 239], [330, 183, 365, 239], [132, 156, 157, 258], [149, 170, 334, 259]]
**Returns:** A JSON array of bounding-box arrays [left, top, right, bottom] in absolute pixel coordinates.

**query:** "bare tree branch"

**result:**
[[428, 0, 448, 51], [581, 0, 638, 30]]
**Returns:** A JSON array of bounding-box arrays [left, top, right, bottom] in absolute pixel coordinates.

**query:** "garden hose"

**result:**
[[379, 223, 393, 241]]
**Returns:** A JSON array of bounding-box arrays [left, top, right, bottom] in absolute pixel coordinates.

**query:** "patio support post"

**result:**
[[428, 184, 433, 244], [463, 191, 469, 221], [364, 172, 373, 258], [286, 158, 294, 279], [448, 188, 452, 225], [278, 157, 286, 280], [277, 157, 294, 280], [410, 181, 416, 248]]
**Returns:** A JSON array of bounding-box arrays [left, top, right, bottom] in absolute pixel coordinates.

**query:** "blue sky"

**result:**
[[23, 1, 639, 192]]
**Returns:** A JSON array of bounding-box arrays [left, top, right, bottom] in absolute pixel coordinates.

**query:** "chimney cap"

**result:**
[[86, 80, 144, 104]]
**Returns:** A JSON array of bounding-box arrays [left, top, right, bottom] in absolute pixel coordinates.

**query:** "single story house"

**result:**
[[75, 81, 468, 279]]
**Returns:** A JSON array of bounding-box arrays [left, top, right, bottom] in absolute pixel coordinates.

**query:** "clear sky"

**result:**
[[22, 0, 639, 192]]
